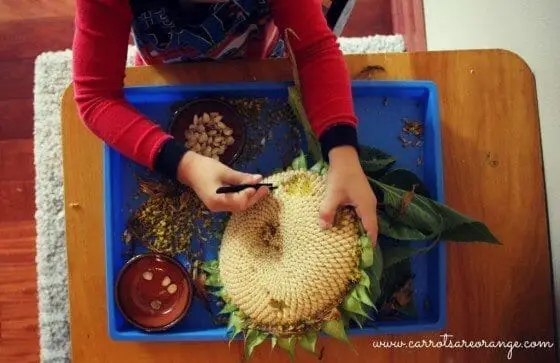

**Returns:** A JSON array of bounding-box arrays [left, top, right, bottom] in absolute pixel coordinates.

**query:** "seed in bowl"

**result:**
[[142, 271, 153, 281], [150, 300, 163, 310], [167, 284, 178, 294], [184, 111, 235, 161]]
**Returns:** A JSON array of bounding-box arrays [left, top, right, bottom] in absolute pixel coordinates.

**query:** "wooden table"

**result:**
[[61, 50, 557, 362]]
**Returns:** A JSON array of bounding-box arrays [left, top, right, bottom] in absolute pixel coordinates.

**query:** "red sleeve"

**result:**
[[72, 0, 358, 176], [270, 0, 358, 137], [72, 0, 172, 169]]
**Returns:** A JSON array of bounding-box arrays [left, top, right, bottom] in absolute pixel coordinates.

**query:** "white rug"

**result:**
[[33, 35, 405, 363]]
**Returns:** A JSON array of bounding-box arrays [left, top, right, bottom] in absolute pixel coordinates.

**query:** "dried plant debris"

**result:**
[[185, 112, 235, 160], [123, 178, 228, 256], [376, 258, 417, 320], [399, 118, 424, 148], [402, 119, 424, 137], [355, 65, 386, 79], [123, 182, 198, 256], [220, 97, 302, 171], [123, 96, 304, 259], [399, 185, 417, 216], [379, 277, 415, 319], [123, 178, 229, 317], [189, 259, 214, 314]]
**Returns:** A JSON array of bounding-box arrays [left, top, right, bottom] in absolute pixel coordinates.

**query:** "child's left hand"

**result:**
[[319, 146, 379, 241]]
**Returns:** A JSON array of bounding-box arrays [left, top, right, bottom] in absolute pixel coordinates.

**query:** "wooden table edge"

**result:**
[[59, 49, 556, 362]]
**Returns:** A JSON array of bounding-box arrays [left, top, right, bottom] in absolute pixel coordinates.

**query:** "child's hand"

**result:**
[[319, 146, 378, 241], [177, 152, 269, 212]]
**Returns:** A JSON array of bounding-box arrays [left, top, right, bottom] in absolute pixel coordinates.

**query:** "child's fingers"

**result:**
[[221, 184, 271, 211], [319, 189, 343, 229], [356, 201, 378, 241], [246, 186, 270, 208], [225, 185, 270, 211], [218, 188, 256, 211], [222, 168, 262, 185]]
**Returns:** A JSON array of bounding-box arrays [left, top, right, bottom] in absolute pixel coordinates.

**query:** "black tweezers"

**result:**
[[216, 183, 277, 194]]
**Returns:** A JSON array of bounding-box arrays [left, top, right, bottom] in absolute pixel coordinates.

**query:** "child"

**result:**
[[72, 0, 378, 238]]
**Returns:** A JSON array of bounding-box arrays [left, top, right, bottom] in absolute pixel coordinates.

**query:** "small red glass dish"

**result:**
[[115, 253, 192, 332]]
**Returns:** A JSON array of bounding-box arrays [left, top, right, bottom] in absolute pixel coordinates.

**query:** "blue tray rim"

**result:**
[[104, 79, 447, 340], [122, 79, 442, 95]]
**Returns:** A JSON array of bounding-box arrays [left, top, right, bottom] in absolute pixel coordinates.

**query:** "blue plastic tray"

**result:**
[[103, 80, 445, 341]]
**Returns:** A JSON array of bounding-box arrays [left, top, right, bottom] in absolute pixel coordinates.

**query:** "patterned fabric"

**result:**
[[129, 0, 285, 64]]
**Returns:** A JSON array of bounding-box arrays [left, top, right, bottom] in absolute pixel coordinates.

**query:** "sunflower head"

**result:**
[[204, 153, 379, 360]]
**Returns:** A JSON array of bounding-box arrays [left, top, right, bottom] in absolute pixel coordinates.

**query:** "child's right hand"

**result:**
[[177, 151, 269, 213]]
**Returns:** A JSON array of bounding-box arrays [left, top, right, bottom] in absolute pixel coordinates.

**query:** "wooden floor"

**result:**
[[0, 1, 422, 362]]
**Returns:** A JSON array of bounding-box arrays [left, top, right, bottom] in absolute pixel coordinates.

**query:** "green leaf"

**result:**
[[342, 310, 364, 329], [363, 245, 383, 306], [204, 273, 222, 287], [358, 222, 366, 236], [299, 331, 318, 354], [226, 311, 241, 331], [227, 312, 243, 345], [373, 244, 383, 282], [372, 178, 498, 244], [350, 313, 364, 329], [244, 329, 268, 359], [339, 309, 351, 326], [382, 240, 440, 269], [372, 179, 444, 235], [358, 145, 396, 177], [359, 270, 371, 291], [355, 284, 375, 307], [378, 211, 435, 241], [288, 87, 322, 164], [363, 270, 382, 309], [322, 317, 348, 343], [360, 243, 374, 269], [359, 235, 371, 249], [291, 151, 307, 170], [210, 288, 226, 298], [342, 291, 368, 318], [379, 169, 430, 198], [201, 260, 219, 274], [277, 336, 297, 360], [219, 303, 237, 315], [271, 336, 277, 351], [431, 202, 500, 243], [369, 280, 382, 310], [310, 160, 327, 173]]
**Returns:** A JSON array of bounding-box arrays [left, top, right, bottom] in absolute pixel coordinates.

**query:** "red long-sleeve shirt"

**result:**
[[72, 0, 358, 178]]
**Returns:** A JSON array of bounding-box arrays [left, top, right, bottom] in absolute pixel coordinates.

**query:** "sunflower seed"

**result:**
[[167, 284, 178, 294], [142, 271, 153, 281]]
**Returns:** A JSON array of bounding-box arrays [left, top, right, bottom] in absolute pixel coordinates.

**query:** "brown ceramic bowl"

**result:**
[[169, 98, 246, 166], [115, 253, 193, 332]]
